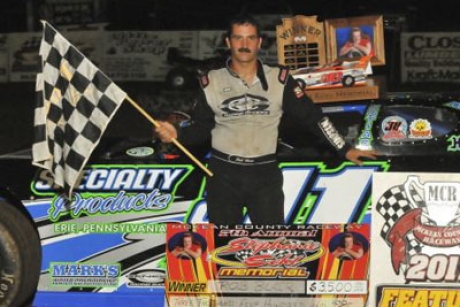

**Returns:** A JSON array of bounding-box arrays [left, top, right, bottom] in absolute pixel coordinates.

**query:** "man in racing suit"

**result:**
[[155, 14, 378, 225]]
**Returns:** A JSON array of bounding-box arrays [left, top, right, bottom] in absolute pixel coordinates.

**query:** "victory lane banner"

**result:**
[[166, 223, 370, 307], [370, 172, 460, 307]]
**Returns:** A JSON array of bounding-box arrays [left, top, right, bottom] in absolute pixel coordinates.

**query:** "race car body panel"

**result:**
[[1, 95, 459, 306]]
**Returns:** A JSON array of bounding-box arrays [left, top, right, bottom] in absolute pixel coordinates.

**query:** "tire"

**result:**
[[0, 200, 41, 307], [342, 75, 355, 87]]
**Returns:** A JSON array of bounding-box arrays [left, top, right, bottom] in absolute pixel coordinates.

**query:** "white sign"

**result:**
[[401, 32, 460, 83], [370, 172, 460, 307]]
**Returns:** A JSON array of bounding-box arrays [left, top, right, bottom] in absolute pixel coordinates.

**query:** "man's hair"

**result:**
[[226, 14, 261, 38], [350, 27, 369, 40]]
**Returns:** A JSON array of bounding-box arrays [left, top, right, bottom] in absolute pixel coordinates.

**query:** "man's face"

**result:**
[[352, 31, 362, 44], [344, 236, 354, 248], [226, 23, 262, 64], [183, 236, 192, 248]]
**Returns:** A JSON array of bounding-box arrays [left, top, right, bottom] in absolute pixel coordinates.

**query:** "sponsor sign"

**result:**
[[7, 30, 102, 82], [30, 163, 194, 292], [166, 223, 370, 306], [7, 32, 42, 82], [370, 172, 460, 306], [50, 262, 120, 287], [101, 31, 198, 81], [401, 32, 460, 84]]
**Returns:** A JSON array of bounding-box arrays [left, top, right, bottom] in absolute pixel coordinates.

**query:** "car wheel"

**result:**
[[165, 67, 197, 91], [0, 200, 41, 307], [342, 75, 355, 87]]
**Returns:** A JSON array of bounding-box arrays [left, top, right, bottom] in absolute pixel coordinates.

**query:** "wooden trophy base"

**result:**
[[306, 79, 379, 103]]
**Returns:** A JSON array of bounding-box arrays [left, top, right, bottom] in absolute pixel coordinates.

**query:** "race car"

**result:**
[[291, 55, 373, 89], [1, 92, 460, 306]]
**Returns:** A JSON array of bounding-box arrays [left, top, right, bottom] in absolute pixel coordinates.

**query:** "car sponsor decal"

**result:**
[[447, 134, 460, 151], [357, 104, 381, 149], [50, 262, 120, 288], [409, 118, 432, 138], [125, 146, 155, 158], [381, 115, 408, 141], [32, 164, 193, 221], [126, 269, 166, 287]]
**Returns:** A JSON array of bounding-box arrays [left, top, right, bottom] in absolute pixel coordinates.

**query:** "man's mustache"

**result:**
[[237, 47, 251, 53]]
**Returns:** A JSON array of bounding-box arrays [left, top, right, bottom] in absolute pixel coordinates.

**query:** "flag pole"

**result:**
[[125, 96, 213, 177]]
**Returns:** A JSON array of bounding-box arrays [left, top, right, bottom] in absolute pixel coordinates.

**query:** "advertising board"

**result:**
[[370, 172, 460, 307]]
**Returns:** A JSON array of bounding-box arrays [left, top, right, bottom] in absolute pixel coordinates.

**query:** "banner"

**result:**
[[166, 223, 370, 306], [370, 172, 460, 307], [7, 30, 102, 82], [8, 32, 42, 82], [401, 32, 460, 84], [5, 29, 278, 83], [101, 31, 198, 81]]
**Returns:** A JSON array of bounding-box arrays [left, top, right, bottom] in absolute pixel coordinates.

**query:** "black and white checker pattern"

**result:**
[[376, 184, 424, 257], [274, 249, 305, 258], [33, 21, 126, 195], [235, 250, 253, 262], [274, 239, 310, 258]]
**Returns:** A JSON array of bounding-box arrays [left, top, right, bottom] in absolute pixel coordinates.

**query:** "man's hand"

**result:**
[[155, 121, 178, 143], [345, 148, 379, 165]]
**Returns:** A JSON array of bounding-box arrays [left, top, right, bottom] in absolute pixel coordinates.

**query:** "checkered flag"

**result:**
[[376, 184, 425, 257], [32, 21, 127, 196], [274, 239, 310, 258]]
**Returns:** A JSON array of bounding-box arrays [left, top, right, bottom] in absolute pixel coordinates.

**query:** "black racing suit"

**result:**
[[178, 59, 350, 224]]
